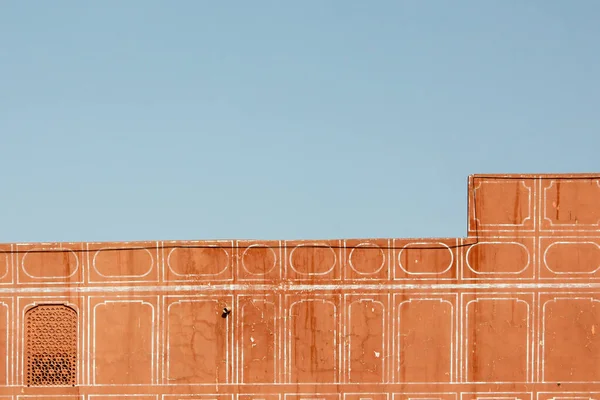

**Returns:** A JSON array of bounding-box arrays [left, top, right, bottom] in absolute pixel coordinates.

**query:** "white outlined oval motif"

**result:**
[[167, 245, 230, 276], [544, 241, 600, 274], [0, 251, 8, 280], [348, 243, 386, 275], [398, 242, 454, 275], [92, 247, 154, 278], [22, 248, 79, 279], [241, 244, 277, 275], [289, 244, 337, 276], [466, 241, 530, 275]]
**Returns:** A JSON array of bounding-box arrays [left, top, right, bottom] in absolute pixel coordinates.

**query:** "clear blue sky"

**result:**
[[1, 1, 599, 243]]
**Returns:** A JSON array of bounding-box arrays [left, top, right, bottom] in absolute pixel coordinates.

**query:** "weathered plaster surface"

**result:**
[[0, 173, 599, 398]]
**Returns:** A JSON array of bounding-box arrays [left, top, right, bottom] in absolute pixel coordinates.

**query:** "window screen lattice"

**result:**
[[25, 305, 77, 386]]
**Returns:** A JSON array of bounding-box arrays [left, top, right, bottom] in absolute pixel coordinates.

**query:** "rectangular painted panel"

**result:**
[[541, 296, 600, 382], [464, 296, 530, 382], [0, 302, 7, 385], [166, 296, 231, 384], [395, 296, 454, 383], [288, 295, 340, 383], [93, 299, 154, 384], [239, 296, 277, 383], [541, 178, 600, 231], [347, 295, 386, 383]]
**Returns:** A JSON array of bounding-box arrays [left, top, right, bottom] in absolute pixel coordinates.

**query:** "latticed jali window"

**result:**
[[25, 304, 77, 386]]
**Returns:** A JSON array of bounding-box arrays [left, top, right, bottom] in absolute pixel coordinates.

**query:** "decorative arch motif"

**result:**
[[25, 304, 77, 386]]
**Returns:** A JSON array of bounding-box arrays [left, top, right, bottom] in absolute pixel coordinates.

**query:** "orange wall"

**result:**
[[0, 173, 599, 398]]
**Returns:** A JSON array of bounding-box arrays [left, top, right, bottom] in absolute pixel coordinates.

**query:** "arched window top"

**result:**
[[25, 304, 77, 386]]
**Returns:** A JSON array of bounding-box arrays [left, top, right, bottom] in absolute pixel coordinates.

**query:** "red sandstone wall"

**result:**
[[0, 173, 599, 399]]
